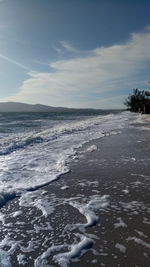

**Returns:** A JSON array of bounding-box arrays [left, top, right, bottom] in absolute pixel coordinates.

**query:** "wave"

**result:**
[[0, 136, 44, 156], [0, 191, 16, 209], [0, 112, 127, 156], [0, 112, 135, 208]]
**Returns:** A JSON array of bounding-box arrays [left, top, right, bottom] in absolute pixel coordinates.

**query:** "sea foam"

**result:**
[[0, 112, 131, 208]]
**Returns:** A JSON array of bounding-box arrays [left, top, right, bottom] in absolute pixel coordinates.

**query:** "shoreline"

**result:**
[[0, 119, 150, 266]]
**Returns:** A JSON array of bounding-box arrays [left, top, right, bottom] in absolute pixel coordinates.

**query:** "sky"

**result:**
[[0, 0, 150, 109]]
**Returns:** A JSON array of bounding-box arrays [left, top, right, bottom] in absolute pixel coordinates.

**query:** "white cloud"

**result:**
[[2, 27, 150, 108], [52, 40, 79, 57], [0, 53, 31, 71], [60, 40, 79, 53]]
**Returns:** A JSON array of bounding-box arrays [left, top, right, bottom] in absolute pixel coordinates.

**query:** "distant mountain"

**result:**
[[0, 102, 123, 114], [0, 102, 72, 112], [0, 102, 99, 113]]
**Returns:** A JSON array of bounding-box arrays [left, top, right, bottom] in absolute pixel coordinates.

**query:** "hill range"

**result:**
[[0, 102, 98, 113]]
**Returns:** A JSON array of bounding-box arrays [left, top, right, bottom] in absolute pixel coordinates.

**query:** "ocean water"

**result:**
[[0, 110, 146, 267], [0, 110, 130, 207]]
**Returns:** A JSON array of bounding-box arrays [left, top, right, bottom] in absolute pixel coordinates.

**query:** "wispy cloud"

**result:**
[[0, 54, 31, 71], [60, 40, 78, 53], [2, 27, 150, 108], [52, 41, 79, 57]]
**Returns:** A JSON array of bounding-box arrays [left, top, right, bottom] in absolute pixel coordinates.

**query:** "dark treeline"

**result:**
[[125, 88, 150, 114]]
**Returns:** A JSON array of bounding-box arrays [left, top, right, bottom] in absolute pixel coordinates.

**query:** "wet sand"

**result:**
[[0, 121, 150, 266]]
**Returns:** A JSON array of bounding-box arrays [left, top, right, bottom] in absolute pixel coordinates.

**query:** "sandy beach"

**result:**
[[0, 115, 150, 267]]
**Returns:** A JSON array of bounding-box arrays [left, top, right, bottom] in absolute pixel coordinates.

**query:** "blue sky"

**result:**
[[0, 0, 150, 109]]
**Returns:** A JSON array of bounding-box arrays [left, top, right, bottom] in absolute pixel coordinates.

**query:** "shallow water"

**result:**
[[0, 111, 131, 207]]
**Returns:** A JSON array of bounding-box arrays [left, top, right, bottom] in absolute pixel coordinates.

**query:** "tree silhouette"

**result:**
[[125, 89, 150, 113]]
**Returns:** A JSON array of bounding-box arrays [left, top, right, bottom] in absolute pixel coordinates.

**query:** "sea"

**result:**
[[0, 110, 145, 267], [0, 110, 129, 206]]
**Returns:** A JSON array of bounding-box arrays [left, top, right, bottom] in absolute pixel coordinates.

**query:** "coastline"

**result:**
[[0, 116, 150, 266]]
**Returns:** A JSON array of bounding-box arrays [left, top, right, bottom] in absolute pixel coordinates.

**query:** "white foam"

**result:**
[[61, 186, 69, 190], [134, 114, 150, 125], [68, 195, 110, 228], [86, 145, 97, 153], [120, 200, 144, 212], [0, 249, 12, 267], [34, 234, 93, 267], [54, 235, 93, 267], [34, 244, 65, 267], [131, 174, 150, 179], [115, 243, 127, 253], [17, 254, 26, 266], [0, 112, 131, 202], [20, 241, 36, 253], [0, 212, 5, 225], [19, 191, 56, 218], [122, 189, 129, 194], [127, 237, 150, 248], [143, 220, 150, 225], [114, 217, 127, 228], [12, 210, 23, 218], [34, 222, 53, 233], [92, 259, 98, 264], [0, 236, 21, 255], [135, 230, 147, 238]]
